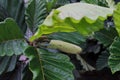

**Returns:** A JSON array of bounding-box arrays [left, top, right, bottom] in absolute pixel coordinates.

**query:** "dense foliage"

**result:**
[[0, 0, 120, 80]]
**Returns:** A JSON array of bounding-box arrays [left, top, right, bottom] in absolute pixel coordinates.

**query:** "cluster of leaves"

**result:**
[[0, 0, 120, 80]]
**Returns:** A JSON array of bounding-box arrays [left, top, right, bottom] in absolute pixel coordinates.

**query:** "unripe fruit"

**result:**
[[48, 40, 82, 54], [48, 40, 95, 71]]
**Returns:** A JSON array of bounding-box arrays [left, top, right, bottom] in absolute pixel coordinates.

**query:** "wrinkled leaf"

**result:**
[[25, 47, 75, 80], [108, 37, 120, 73], [0, 18, 28, 56], [30, 3, 113, 41], [26, 0, 47, 33]]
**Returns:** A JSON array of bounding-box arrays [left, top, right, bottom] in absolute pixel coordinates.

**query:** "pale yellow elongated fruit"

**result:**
[[48, 40, 95, 71], [48, 40, 82, 54]]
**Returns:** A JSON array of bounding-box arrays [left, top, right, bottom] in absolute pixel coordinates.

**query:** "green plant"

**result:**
[[0, 0, 120, 80]]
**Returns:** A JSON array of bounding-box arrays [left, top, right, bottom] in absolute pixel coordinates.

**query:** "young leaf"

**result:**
[[25, 47, 75, 80], [25, 0, 47, 33], [113, 3, 120, 36], [108, 37, 120, 73], [30, 3, 113, 41], [94, 28, 118, 47], [0, 18, 28, 56]]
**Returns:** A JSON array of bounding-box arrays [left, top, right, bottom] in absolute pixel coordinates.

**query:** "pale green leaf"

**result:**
[[106, 0, 115, 8], [30, 3, 113, 41], [113, 3, 120, 36], [25, 47, 75, 80]]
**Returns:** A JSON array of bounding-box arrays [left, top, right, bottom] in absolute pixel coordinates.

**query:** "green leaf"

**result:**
[[46, 0, 70, 13], [22, 66, 33, 80], [0, 0, 27, 33], [48, 32, 86, 47], [113, 3, 120, 36], [96, 51, 110, 70], [25, 47, 75, 80], [108, 37, 120, 73], [0, 18, 28, 56], [94, 28, 118, 47], [80, 0, 107, 7], [30, 3, 113, 41], [0, 55, 17, 74], [26, 0, 47, 33]]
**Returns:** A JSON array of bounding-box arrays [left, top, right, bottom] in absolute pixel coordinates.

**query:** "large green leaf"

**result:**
[[94, 28, 118, 47], [30, 3, 113, 41], [0, 18, 28, 56], [0, 55, 17, 74], [0, 0, 27, 33], [108, 37, 120, 73], [25, 47, 75, 80], [26, 0, 47, 33], [113, 3, 120, 36]]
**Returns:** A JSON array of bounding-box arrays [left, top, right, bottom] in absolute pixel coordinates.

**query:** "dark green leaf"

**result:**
[[22, 66, 33, 80], [96, 51, 110, 70], [48, 32, 86, 47], [0, 18, 28, 56], [0, 55, 17, 74], [81, 0, 108, 7], [0, 5, 8, 21], [26, 0, 47, 33], [108, 37, 120, 73], [0, 0, 27, 33], [46, 0, 70, 13], [94, 28, 118, 47], [25, 47, 75, 80]]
